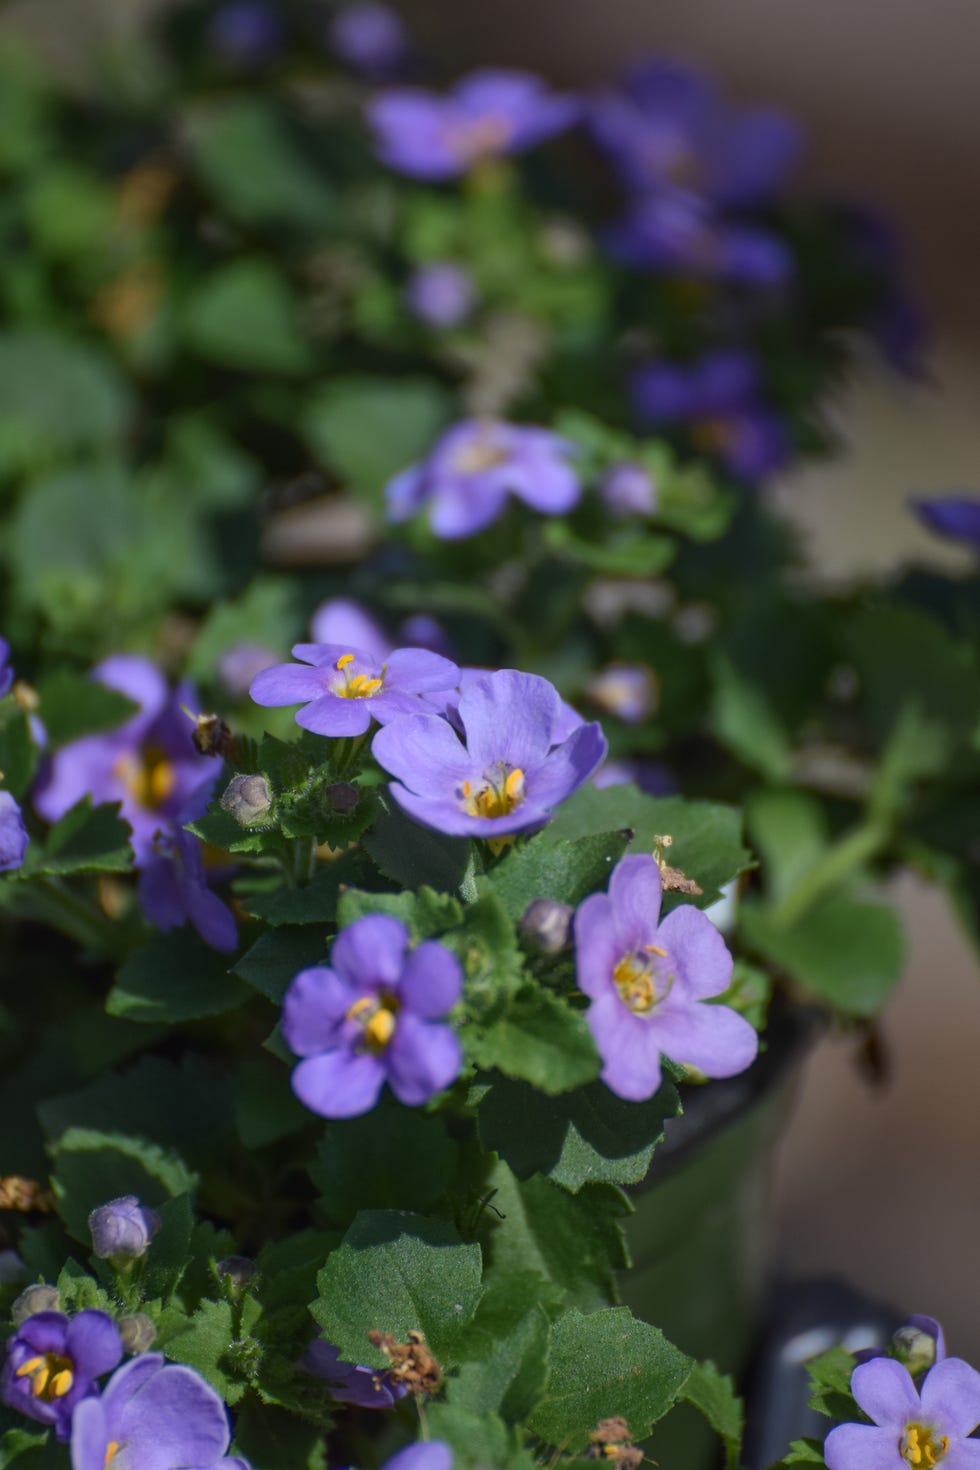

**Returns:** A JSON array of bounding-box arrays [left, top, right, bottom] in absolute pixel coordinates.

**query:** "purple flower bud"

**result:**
[[520, 898, 574, 955], [0, 791, 28, 873], [216, 1255, 257, 1292], [220, 773, 274, 825], [405, 263, 475, 329], [325, 781, 360, 815], [88, 1196, 160, 1262], [11, 1286, 60, 1325], [600, 463, 658, 518], [329, 2, 411, 81], [118, 1313, 157, 1355], [891, 1319, 943, 1376]]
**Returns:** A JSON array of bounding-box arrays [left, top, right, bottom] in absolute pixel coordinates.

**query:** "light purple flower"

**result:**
[[593, 759, 677, 796], [386, 420, 581, 539], [138, 822, 238, 954], [405, 263, 475, 329], [209, 0, 282, 64], [33, 656, 217, 865], [632, 350, 789, 482], [70, 1353, 248, 1470], [329, 2, 410, 81], [282, 914, 463, 1119], [310, 600, 456, 666], [303, 1336, 405, 1409], [0, 790, 28, 872], [912, 496, 980, 550], [600, 463, 658, 518], [216, 641, 282, 699], [250, 643, 460, 738], [856, 1316, 947, 1374], [824, 1355, 980, 1470], [608, 192, 793, 284], [369, 70, 578, 180], [575, 854, 757, 1101], [372, 669, 606, 840], [1, 1310, 122, 1441], [584, 665, 658, 725], [378, 1447, 453, 1470], [0, 638, 12, 699], [88, 1197, 161, 1263]]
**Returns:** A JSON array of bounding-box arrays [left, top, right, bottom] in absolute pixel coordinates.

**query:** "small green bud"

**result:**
[[325, 781, 359, 815], [11, 1284, 59, 1323], [891, 1324, 939, 1376], [216, 1254, 257, 1292], [119, 1312, 157, 1355]]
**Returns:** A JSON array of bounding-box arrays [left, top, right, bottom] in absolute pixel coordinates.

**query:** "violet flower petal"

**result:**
[[331, 915, 408, 989], [386, 1014, 462, 1106], [371, 715, 474, 797], [398, 941, 463, 1017], [457, 669, 561, 769], [249, 663, 327, 706], [292, 1050, 387, 1119], [282, 967, 351, 1056], [852, 1358, 920, 1426], [652, 1001, 759, 1077], [656, 904, 734, 1000], [920, 1358, 980, 1438], [823, 1422, 903, 1470], [608, 853, 663, 947], [296, 696, 374, 737]]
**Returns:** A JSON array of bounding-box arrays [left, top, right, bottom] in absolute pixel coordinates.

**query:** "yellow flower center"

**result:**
[[346, 993, 399, 1053], [902, 1424, 949, 1467], [114, 747, 177, 811], [332, 652, 384, 700], [450, 438, 511, 475], [15, 1353, 74, 1401], [451, 115, 513, 167], [460, 766, 525, 821], [612, 944, 671, 1015], [105, 1443, 121, 1467]]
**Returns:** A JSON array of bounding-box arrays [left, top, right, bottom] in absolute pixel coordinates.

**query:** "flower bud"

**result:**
[[221, 773, 273, 826], [520, 898, 574, 955], [89, 1196, 160, 1262], [600, 463, 657, 519], [11, 1284, 59, 1324], [216, 1255, 257, 1292], [119, 1312, 157, 1355], [325, 782, 359, 816], [891, 1316, 943, 1376]]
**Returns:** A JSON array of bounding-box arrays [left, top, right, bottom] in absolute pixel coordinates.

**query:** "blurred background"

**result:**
[[4, 0, 980, 1359]]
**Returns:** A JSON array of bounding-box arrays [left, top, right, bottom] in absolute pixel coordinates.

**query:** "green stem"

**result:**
[[769, 819, 890, 929], [291, 836, 317, 886]]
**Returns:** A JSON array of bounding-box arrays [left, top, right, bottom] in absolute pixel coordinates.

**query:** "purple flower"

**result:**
[[0, 638, 12, 699], [368, 70, 578, 180], [303, 1336, 405, 1409], [632, 350, 789, 482], [88, 1197, 161, 1263], [250, 643, 460, 738], [840, 206, 930, 378], [593, 759, 677, 796], [70, 1353, 248, 1470], [209, 0, 282, 64], [310, 600, 456, 665], [371, 669, 606, 840], [912, 496, 980, 550], [405, 263, 475, 329], [824, 1355, 980, 1470], [329, 2, 410, 81], [386, 420, 581, 539], [1, 1310, 122, 1441], [608, 193, 793, 285], [856, 1316, 947, 1374], [282, 914, 463, 1118], [0, 790, 28, 872], [33, 656, 217, 865], [584, 665, 658, 725], [216, 642, 282, 699], [574, 854, 757, 1101], [379, 1448, 452, 1470], [138, 823, 238, 954], [600, 463, 658, 518]]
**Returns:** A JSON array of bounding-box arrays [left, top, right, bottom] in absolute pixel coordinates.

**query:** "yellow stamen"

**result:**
[[612, 948, 673, 1016], [48, 1369, 73, 1398], [451, 438, 510, 475], [902, 1425, 949, 1467], [114, 748, 177, 812], [333, 653, 384, 701], [346, 993, 399, 1053], [15, 1356, 44, 1378], [644, 943, 668, 957], [365, 1009, 396, 1049], [335, 653, 356, 670], [104, 1442, 121, 1467], [16, 1353, 74, 1401], [461, 765, 525, 821]]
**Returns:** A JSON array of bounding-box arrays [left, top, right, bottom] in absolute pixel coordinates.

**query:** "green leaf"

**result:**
[[231, 1398, 329, 1470], [312, 1211, 483, 1368], [0, 1426, 54, 1465], [183, 262, 311, 375], [543, 788, 752, 908], [477, 1077, 681, 1192], [488, 830, 632, 921], [464, 986, 598, 1094], [679, 1361, 743, 1470], [35, 672, 139, 745], [741, 892, 905, 1016], [710, 653, 794, 780], [336, 886, 464, 940], [423, 1404, 529, 1470], [24, 800, 132, 877], [745, 789, 829, 905], [478, 1161, 629, 1312], [526, 1307, 690, 1449], [51, 1127, 196, 1244], [140, 1193, 194, 1301], [241, 863, 350, 928], [450, 1273, 552, 1422], [310, 1103, 458, 1224], [442, 891, 523, 1020], [164, 1298, 250, 1402], [303, 376, 451, 512], [235, 1058, 310, 1150], [107, 931, 248, 1023], [234, 927, 328, 1005], [362, 804, 470, 894], [0, 332, 130, 476], [774, 1439, 829, 1467], [543, 520, 676, 576], [0, 704, 37, 799], [805, 1345, 857, 1421]]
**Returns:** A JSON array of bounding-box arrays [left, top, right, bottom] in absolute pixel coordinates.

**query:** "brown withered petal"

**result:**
[[367, 1329, 442, 1396]]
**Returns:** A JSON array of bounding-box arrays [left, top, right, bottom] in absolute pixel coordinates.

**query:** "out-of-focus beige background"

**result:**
[[7, 0, 980, 1356]]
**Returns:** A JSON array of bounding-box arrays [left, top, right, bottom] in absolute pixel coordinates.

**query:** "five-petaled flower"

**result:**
[[282, 914, 463, 1118], [371, 669, 606, 840], [386, 420, 581, 539], [824, 1354, 980, 1470], [1, 1309, 122, 1441], [69, 1353, 249, 1470], [368, 70, 577, 180], [574, 854, 758, 1101], [250, 643, 460, 737]]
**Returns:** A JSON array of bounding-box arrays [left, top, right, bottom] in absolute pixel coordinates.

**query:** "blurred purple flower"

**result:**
[[138, 821, 238, 953], [368, 70, 578, 180], [912, 496, 980, 550], [376, 1446, 453, 1470], [600, 463, 658, 518], [840, 206, 930, 378], [593, 758, 678, 797], [89, 1197, 160, 1263], [855, 1315, 946, 1373], [405, 262, 475, 328], [0, 791, 28, 872], [1, 1310, 122, 1441], [575, 854, 757, 1101], [372, 669, 606, 839], [209, 0, 282, 63], [386, 420, 581, 539], [632, 349, 789, 482], [282, 914, 463, 1118], [250, 643, 459, 738], [303, 1336, 405, 1408], [70, 1353, 247, 1470], [329, 2, 410, 81], [608, 193, 793, 284], [0, 638, 12, 699], [584, 664, 658, 725], [824, 1355, 980, 1470], [217, 642, 282, 700]]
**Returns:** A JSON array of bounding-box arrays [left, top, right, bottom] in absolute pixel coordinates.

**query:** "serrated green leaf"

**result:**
[[806, 1345, 857, 1421], [477, 1077, 681, 1192], [423, 1404, 529, 1470], [362, 804, 470, 894], [310, 1102, 458, 1224], [464, 986, 598, 1094], [241, 861, 351, 928], [163, 1297, 248, 1401], [526, 1307, 690, 1448], [139, 1193, 194, 1301], [234, 927, 328, 1004], [451, 1273, 551, 1421], [312, 1211, 483, 1367], [336, 885, 463, 939], [107, 931, 247, 1023], [679, 1361, 743, 1470], [487, 830, 631, 921], [0, 1426, 55, 1467], [24, 800, 132, 876], [442, 891, 523, 1019], [710, 653, 794, 780], [51, 1127, 196, 1245]]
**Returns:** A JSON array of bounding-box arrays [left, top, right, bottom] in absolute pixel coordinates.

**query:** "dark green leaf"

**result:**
[[51, 1127, 196, 1244], [336, 886, 464, 940], [464, 986, 598, 1094], [0, 705, 37, 799], [487, 830, 632, 921], [25, 800, 132, 876], [107, 931, 248, 1023], [362, 804, 470, 894], [35, 672, 139, 745], [310, 1103, 458, 1224], [679, 1361, 743, 1470], [183, 262, 311, 375], [450, 1273, 551, 1421], [234, 927, 328, 1005]]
